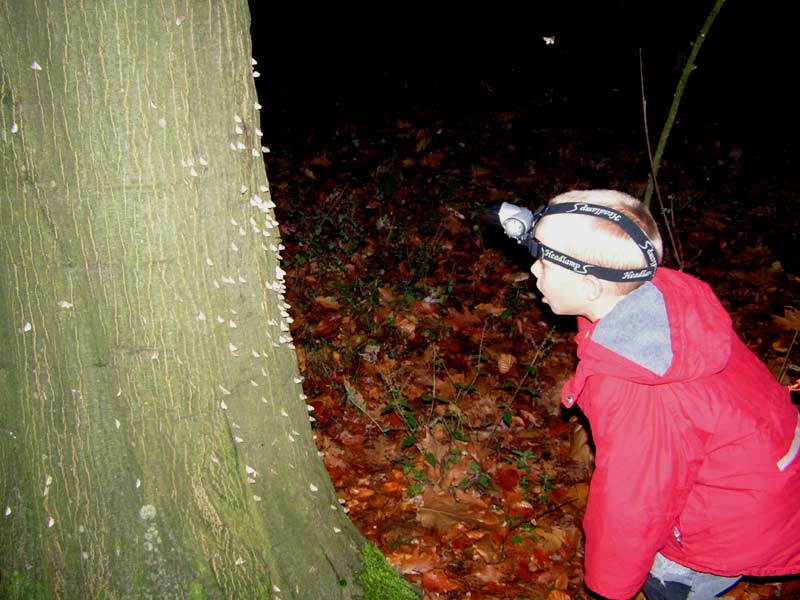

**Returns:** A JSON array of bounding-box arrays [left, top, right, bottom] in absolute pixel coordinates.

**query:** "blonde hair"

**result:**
[[543, 189, 663, 293]]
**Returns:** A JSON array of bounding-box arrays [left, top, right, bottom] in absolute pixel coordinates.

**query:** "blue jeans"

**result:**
[[642, 553, 741, 600]]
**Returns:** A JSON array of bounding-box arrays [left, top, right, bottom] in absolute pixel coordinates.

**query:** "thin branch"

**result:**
[[643, 0, 728, 208], [640, 51, 684, 271]]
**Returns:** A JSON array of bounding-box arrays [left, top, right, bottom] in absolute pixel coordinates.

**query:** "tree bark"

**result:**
[[0, 2, 372, 597]]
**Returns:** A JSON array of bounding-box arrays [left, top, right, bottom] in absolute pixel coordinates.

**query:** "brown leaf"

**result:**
[[474, 302, 507, 318], [502, 271, 531, 284], [311, 314, 341, 336], [569, 423, 594, 468], [346, 486, 375, 499], [444, 306, 481, 330], [386, 548, 437, 574], [380, 481, 403, 494], [415, 130, 431, 153], [395, 316, 418, 339], [309, 153, 331, 167], [417, 488, 482, 530], [422, 569, 460, 593], [313, 296, 341, 310], [494, 466, 520, 491], [547, 590, 572, 600], [472, 534, 502, 563], [532, 526, 566, 552], [497, 353, 517, 374], [420, 150, 444, 168], [773, 307, 800, 331]]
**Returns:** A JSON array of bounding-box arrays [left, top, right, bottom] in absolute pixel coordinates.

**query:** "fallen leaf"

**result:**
[[313, 296, 341, 310], [386, 549, 437, 574], [472, 533, 502, 563], [312, 315, 341, 336], [497, 353, 517, 374], [417, 488, 482, 530], [532, 526, 566, 552], [474, 302, 507, 317], [773, 307, 800, 331], [502, 271, 531, 284], [309, 153, 331, 167], [346, 487, 375, 499], [422, 569, 460, 593], [569, 423, 593, 468], [420, 150, 444, 168], [380, 481, 403, 494], [494, 466, 520, 491]]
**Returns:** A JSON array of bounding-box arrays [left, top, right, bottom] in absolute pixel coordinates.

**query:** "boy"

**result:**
[[493, 190, 800, 599]]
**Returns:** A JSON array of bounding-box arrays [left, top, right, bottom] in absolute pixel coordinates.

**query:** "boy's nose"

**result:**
[[531, 260, 542, 277]]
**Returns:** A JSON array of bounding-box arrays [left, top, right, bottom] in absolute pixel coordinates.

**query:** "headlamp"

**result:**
[[487, 201, 658, 282]]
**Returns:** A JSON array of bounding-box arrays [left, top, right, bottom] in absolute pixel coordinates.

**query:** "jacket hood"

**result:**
[[577, 267, 733, 385]]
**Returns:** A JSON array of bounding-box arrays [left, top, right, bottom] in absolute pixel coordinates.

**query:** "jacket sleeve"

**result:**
[[579, 375, 702, 599]]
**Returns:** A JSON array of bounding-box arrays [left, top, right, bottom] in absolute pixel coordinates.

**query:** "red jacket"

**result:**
[[561, 267, 800, 599]]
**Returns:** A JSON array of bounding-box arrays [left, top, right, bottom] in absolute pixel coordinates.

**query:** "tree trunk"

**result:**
[[0, 2, 384, 598]]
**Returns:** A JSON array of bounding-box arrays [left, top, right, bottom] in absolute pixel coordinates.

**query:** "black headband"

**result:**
[[524, 202, 658, 282]]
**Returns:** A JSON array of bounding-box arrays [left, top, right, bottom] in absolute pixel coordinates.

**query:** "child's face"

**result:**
[[530, 258, 591, 317], [529, 217, 593, 317]]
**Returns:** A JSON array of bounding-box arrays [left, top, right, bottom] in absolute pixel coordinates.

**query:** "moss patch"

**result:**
[[358, 542, 420, 600]]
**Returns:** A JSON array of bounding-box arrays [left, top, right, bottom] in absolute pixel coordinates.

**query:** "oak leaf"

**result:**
[[773, 307, 800, 331]]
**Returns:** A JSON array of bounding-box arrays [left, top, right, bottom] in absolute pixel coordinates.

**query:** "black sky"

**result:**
[[248, 2, 795, 159]]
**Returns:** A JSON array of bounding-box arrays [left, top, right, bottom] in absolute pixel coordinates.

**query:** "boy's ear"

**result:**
[[583, 274, 604, 301]]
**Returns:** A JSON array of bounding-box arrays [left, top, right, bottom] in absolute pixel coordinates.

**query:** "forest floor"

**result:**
[[264, 93, 800, 600]]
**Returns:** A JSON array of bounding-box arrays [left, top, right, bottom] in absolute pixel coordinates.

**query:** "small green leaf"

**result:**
[[401, 435, 417, 449], [424, 452, 437, 467]]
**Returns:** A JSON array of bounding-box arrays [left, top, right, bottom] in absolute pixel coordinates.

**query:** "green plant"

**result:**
[[537, 474, 557, 504], [392, 457, 429, 497], [457, 460, 492, 492], [509, 449, 536, 472]]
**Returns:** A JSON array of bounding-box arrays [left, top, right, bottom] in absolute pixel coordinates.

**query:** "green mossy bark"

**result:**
[[0, 1, 368, 597], [359, 543, 422, 600]]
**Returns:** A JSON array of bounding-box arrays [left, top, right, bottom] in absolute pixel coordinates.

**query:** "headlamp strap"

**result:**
[[535, 202, 658, 282]]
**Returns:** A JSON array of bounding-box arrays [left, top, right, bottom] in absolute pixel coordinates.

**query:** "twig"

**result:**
[[343, 378, 388, 433], [640, 52, 684, 271], [510, 334, 551, 404], [498, 498, 578, 561], [778, 330, 799, 385], [643, 0, 727, 208]]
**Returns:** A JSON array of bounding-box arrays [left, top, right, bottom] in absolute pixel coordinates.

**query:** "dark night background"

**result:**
[[248, 1, 794, 168]]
